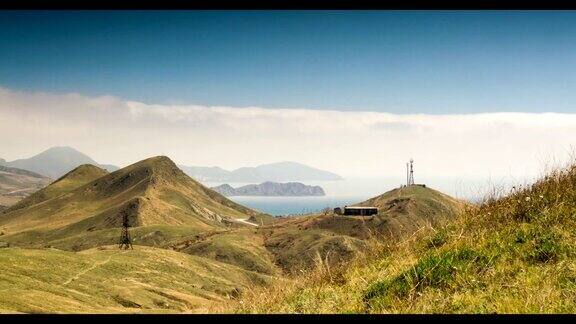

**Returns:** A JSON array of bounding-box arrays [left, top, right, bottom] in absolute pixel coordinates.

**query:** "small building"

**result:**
[[334, 206, 378, 216], [401, 184, 426, 188]]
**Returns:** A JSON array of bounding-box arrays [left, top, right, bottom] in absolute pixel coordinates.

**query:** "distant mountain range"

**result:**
[[0, 146, 118, 179], [211, 182, 326, 197], [179, 161, 343, 182], [0, 165, 52, 207], [1, 146, 341, 184]]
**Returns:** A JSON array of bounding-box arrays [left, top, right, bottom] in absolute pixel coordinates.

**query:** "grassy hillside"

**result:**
[[169, 228, 280, 276], [225, 164, 576, 313], [253, 185, 466, 274], [0, 245, 274, 313], [5, 164, 107, 213], [0, 156, 272, 250]]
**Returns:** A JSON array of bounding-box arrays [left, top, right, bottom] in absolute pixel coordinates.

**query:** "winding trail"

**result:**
[[235, 218, 259, 227], [4, 188, 33, 195], [62, 251, 127, 286]]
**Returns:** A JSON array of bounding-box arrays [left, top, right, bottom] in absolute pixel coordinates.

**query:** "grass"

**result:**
[[172, 228, 279, 275], [262, 227, 367, 274], [221, 161, 576, 314], [0, 245, 275, 313], [1, 224, 207, 250], [362, 247, 492, 308]]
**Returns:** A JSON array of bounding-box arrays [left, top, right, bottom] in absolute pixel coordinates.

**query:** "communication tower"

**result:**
[[407, 159, 415, 186]]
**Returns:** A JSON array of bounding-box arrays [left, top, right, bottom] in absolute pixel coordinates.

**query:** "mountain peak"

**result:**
[[132, 156, 180, 172], [95, 155, 186, 193], [45, 145, 80, 152], [4, 146, 110, 178], [37, 146, 92, 158]]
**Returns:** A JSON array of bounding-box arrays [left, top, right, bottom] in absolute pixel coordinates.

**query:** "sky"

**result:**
[[2, 10, 576, 194], [2, 10, 576, 113]]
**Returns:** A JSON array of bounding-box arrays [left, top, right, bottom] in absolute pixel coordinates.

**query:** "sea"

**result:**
[[202, 177, 492, 217]]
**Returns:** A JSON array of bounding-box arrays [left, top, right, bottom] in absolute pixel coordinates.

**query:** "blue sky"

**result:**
[[2, 10, 576, 113]]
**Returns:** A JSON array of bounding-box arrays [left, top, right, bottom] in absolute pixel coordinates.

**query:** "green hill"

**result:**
[[0, 156, 271, 251], [226, 165, 576, 314]]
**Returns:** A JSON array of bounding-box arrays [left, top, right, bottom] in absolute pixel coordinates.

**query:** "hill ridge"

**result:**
[[4, 164, 109, 213], [0, 155, 267, 249]]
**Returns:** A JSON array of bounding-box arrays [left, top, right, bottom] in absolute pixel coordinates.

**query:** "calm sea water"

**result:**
[[228, 195, 368, 216], [202, 177, 489, 216]]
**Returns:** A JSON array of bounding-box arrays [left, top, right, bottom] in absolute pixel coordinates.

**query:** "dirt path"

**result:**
[[234, 218, 258, 227], [3, 188, 32, 195], [62, 251, 127, 286]]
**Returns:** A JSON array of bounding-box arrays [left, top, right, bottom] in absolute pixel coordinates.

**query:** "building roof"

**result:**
[[344, 206, 378, 209]]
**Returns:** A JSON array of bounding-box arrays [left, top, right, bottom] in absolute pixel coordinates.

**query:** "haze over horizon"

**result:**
[[2, 11, 576, 192]]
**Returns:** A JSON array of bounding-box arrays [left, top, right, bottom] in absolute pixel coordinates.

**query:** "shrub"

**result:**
[[527, 230, 564, 264], [363, 247, 490, 306], [426, 229, 449, 249]]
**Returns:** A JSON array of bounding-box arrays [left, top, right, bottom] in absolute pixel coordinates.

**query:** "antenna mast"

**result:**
[[406, 162, 409, 186], [118, 211, 133, 250], [407, 159, 415, 186]]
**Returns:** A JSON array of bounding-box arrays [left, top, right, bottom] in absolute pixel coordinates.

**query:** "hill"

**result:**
[[1, 146, 119, 178], [249, 185, 466, 275], [0, 245, 274, 313], [226, 164, 576, 314], [179, 161, 342, 182], [0, 156, 284, 313], [212, 182, 325, 197], [4, 164, 108, 213], [353, 185, 467, 239], [0, 165, 52, 207], [0, 156, 271, 251]]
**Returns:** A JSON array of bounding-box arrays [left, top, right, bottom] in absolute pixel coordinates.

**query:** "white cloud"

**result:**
[[1, 86, 575, 192]]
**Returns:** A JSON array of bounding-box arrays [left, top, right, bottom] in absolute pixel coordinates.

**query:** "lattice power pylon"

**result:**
[[118, 211, 133, 250]]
